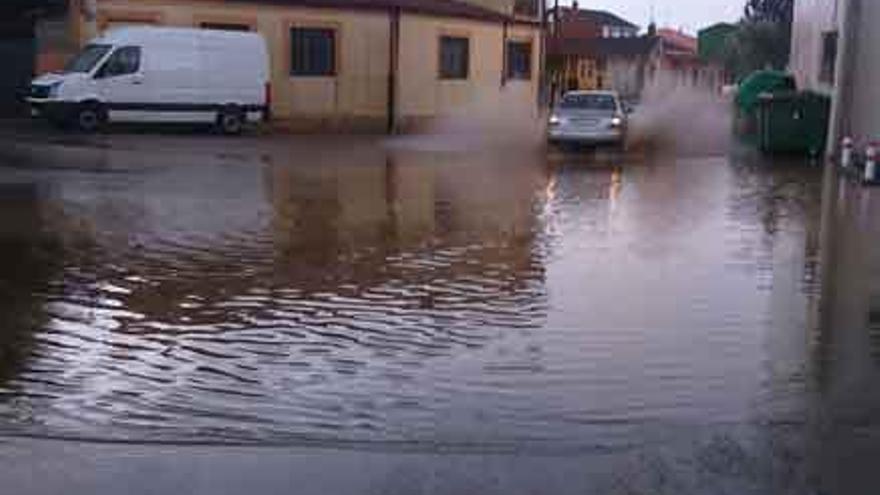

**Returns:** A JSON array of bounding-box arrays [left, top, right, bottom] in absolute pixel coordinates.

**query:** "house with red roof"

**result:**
[[546, 4, 660, 100]]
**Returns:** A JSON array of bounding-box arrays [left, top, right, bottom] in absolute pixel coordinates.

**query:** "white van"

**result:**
[[27, 26, 270, 134]]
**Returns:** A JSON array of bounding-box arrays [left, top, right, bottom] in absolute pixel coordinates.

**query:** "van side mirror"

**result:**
[[94, 63, 109, 79]]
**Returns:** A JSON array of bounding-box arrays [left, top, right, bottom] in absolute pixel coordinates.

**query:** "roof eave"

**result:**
[[201, 0, 539, 25]]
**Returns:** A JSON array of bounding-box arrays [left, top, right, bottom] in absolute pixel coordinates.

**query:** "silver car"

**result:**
[[548, 90, 628, 146]]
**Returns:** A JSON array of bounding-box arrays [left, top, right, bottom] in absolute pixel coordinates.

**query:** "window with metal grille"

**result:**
[[513, 0, 538, 17], [819, 31, 837, 84], [290, 27, 336, 77], [439, 36, 469, 80], [506, 41, 532, 80]]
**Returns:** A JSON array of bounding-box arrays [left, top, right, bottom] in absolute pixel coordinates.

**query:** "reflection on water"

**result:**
[[0, 138, 877, 479], [0, 142, 552, 443]]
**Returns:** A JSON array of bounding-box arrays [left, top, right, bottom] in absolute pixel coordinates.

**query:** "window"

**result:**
[[506, 41, 532, 80], [559, 93, 617, 111], [439, 36, 469, 80], [201, 22, 250, 32], [290, 28, 336, 77], [820, 31, 838, 84], [63, 44, 112, 74], [96, 46, 140, 78], [513, 0, 538, 17]]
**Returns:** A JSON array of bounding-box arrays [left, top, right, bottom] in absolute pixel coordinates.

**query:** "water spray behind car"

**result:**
[[625, 74, 733, 158], [385, 88, 547, 155]]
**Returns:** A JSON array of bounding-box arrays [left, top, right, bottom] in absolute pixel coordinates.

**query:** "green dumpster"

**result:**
[[757, 91, 831, 156], [734, 70, 797, 143]]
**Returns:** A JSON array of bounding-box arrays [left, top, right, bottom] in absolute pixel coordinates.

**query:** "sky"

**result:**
[[557, 0, 744, 34]]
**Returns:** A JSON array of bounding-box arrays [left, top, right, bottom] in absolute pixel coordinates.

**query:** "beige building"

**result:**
[[32, 0, 542, 132]]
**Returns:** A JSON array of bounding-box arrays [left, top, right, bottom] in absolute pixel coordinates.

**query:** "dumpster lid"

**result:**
[[757, 90, 799, 102], [736, 70, 796, 111]]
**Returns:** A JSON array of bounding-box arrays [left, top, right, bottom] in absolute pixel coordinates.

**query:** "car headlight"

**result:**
[[47, 82, 63, 98], [610, 117, 622, 128], [549, 115, 563, 126]]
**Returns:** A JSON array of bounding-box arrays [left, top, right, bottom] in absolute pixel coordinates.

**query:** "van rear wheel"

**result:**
[[217, 106, 244, 135], [74, 103, 105, 133]]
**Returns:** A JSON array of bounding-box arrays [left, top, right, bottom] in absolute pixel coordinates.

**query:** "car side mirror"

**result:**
[[624, 105, 634, 114]]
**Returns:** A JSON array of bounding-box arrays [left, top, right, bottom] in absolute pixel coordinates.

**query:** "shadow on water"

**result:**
[[0, 182, 82, 414]]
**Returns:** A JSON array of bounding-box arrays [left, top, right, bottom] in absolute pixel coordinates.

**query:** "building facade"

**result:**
[[24, 0, 542, 132], [546, 6, 658, 101], [654, 27, 728, 92], [545, 5, 732, 103], [790, 0, 880, 150]]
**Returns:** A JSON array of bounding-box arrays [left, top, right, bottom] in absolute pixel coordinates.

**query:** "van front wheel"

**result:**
[[74, 103, 105, 133], [217, 106, 244, 135]]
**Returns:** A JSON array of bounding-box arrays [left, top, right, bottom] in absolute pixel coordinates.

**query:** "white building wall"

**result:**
[[848, 0, 880, 141], [789, 0, 839, 94], [790, 0, 880, 144]]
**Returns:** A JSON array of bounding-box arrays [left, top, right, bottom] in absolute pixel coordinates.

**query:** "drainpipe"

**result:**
[[548, 0, 560, 106], [387, 6, 400, 134], [501, 20, 508, 88], [827, 0, 859, 158], [539, 0, 547, 108]]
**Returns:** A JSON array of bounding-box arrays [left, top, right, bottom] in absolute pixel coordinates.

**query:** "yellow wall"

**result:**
[[397, 15, 539, 124], [73, 0, 540, 131], [557, 55, 603, 91], [398, 15, 501, 119]]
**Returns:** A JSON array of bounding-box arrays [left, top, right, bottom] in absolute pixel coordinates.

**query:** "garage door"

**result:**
[[0, 21, 35, 117]]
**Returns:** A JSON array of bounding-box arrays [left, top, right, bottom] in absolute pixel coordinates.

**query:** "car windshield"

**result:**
[[63, 44, 112, 73], [559, 93, 617, 111]]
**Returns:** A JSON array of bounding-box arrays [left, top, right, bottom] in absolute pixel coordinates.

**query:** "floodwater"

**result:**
[[0, 129, 879, 493]]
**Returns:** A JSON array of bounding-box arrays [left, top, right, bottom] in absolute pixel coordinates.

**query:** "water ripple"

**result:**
[[0, 144, 837, 451]]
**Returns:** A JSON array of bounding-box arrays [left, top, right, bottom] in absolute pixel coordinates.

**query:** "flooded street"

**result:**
[[1, 130, 879, 493]]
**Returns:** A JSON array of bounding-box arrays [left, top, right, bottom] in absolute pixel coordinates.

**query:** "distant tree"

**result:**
[[744, 0, 794, 24], [721, 0, 794, 79], [724, 21, 791, 77]]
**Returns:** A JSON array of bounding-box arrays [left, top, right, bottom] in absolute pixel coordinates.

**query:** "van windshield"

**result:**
[[63, 44, 112, 73], [559, 93, 617, 111]]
